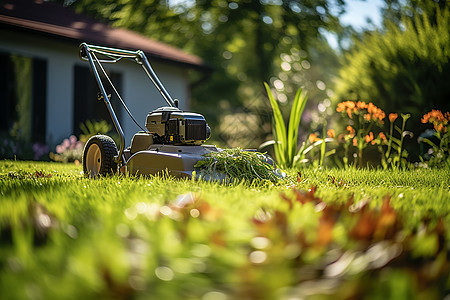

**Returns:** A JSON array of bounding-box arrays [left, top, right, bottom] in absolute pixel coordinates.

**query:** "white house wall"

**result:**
[[119, 59, 190, 146], [0, 28, 191, 148]]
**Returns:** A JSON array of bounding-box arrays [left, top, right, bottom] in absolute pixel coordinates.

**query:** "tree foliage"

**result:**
[[67, 1, 343, 130], [335, 1, 450, 140]]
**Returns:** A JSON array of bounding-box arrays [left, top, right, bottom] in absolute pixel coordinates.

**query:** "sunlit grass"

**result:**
[[0, 160, 449, 299]]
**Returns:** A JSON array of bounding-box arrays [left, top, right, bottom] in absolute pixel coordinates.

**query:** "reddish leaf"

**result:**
[[328, 175, 346, 187], [375, 196, 399, 240], [349, 196, 401, 242], [280, 193, 293, 209], [434, 219, 446, 252], [316, 206, 338, 246], [34, 171, 51, 178], [349, 204, 378, 241], [252, 209, 288, 238], [171, 194, 221, 222], [328, 175, 336, 184], [210, 230, 227, 247], [297, 171, 302, 183], [292, 186, 321, 205]]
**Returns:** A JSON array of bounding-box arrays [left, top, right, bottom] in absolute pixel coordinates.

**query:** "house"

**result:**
[[0, 0, 208, 150]]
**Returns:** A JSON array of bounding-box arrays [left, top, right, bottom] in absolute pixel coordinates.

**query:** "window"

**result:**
[[72, 65, 122, 136], [0, 52, 47, 143]]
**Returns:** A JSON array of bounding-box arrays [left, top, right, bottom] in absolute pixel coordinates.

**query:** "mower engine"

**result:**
[[146, 107, 211, 145]]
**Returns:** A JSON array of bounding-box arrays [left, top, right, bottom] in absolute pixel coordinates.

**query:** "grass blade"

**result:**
[[264, 82, 287, 167], [287, 88, 308, 166]]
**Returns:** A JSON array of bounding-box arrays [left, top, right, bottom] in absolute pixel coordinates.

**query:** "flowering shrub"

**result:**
[[49, 135, 84, 163], [374, 113, 411, 169], [336, 101, 385, 167], [303, 129, 336, 166], [0, 135, 49, 161], [421, 110, 449, 133], [32, 143, 49, 161], [420, 110, 450, 167], [265, 95, 448, 169], [48, 120, 116, 164], [0, 136, 21, 159]]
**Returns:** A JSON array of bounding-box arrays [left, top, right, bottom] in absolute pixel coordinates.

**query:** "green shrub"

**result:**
[[336, 4, 450, 151]]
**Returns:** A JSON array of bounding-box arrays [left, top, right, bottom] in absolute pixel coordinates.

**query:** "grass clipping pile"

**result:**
[[194, 148, 283, 183]]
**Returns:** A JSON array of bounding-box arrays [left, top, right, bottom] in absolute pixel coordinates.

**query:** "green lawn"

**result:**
[[1, 160, 449, 299]]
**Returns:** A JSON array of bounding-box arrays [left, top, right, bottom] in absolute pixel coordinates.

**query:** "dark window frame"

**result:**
[[72, 65, 122, 136]]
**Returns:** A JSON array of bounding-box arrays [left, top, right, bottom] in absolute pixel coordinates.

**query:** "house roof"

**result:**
[[0, 0, 206, 69]]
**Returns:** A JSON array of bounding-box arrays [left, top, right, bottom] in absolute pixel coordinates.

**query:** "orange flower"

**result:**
[[327, 129, 335, 138], [336, 101, 354, 112], [367, 102, 377, 115], [346, 108, 354, 119], [337, 100, 385, 122], [337, 101, 358, 118], [336, 102, 346, 113], [357, 101, 368, 110], [360, 102, 386, 123], [371, 105, 386, 123], [309, 133, 320, 143], [422, 109, 450, 132], [353, 138, 357, 146], [389, 113, 398, 123], [422, 109, 445, 123], [346, 126, 355, 137], [378, 132, 387, 141], [365, 132, 374, 144]]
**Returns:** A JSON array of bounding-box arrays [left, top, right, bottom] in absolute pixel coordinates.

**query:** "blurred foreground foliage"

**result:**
[[0, 161, 449, 299]]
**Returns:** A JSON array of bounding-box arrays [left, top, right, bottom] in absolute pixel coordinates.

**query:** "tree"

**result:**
[[381, 0, 448, 27]]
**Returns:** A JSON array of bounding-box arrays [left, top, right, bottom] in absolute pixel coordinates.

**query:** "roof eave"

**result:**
[[0, 14, 211, 71]]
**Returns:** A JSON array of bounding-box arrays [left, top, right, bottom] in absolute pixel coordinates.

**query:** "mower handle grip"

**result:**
[[79, 43, 176, 108], [79, 43, 139, 62]]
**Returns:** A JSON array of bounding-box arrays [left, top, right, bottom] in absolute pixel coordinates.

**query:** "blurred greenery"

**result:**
[[63, 0, 343, 147], [9, 55, 32, 143], [335, 0, 449, 159], [54, 0, 450, 158], [0, 160, 449, 299]]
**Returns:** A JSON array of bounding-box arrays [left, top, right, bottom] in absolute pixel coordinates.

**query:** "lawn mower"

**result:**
[[79, 43, 219, 178]]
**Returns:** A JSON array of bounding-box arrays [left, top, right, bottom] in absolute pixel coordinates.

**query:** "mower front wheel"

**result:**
[[83, 135, 118, 177]]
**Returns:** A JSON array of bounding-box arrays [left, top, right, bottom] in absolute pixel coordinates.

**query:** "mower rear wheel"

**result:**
[[83, 135, 118, 177]]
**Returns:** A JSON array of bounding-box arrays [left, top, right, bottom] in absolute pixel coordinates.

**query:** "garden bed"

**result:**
[[0, 160, 449, 299]]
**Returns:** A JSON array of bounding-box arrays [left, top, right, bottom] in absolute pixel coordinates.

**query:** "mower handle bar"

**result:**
[[79, 43, 178, 166], [79, 43, 177, 108]]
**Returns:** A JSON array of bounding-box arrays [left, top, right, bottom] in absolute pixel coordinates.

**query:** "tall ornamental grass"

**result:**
[[263, 83, 308, 168]]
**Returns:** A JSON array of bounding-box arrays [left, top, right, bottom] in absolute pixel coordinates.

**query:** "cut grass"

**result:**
[[194, 148, 282, 183], [0, 160, 449, 299]]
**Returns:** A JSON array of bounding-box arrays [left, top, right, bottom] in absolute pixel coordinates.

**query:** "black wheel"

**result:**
[[83, 135, 118, 177]]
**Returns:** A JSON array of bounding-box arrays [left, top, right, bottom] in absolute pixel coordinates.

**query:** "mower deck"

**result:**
[[123, 144, 220, 177]]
